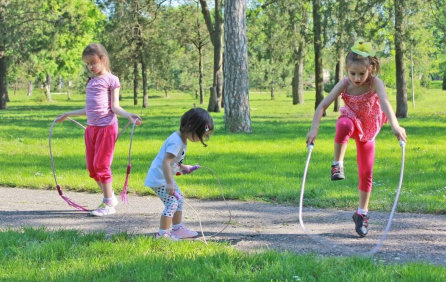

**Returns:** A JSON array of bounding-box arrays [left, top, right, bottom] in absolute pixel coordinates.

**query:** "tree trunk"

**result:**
[[223, 0, 251, 133], [270, 87, 275, 100], [27, 80, 32, 96], [0, 54, 7, 109], [45, 73, 52, 102], [333, 0, 345, 112], [292, 41, 305, 105], [443, 67, 446, 90], [58, 75, 63, 90], [312, 0, 325, 115], [199, 0, 223, 112], [198, 46, 204, 104], [133, 61, 138, 106], [0, 5, 7, 109], [67, 80, 71, 100], [141, 52, 148, 108], [394, 0, 408, 118]]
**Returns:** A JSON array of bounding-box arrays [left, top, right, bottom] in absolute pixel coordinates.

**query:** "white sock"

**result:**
[[172, 223, 183, 230], [357, 207, 368, 215], [103, 197, 113, 205], [158, 229, 170, 235], [333, 161, 344, 167]]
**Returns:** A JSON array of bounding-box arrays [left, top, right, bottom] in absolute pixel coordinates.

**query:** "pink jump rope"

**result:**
[[299, 140, 406, 255], [49, 117, 140, 211]]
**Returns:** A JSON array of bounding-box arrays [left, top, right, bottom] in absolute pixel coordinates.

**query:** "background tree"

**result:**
[[199, 0, 224, 112], [312, 0, 325, 113], [224, 0, 251, 132], [394, 0, 408, 117]]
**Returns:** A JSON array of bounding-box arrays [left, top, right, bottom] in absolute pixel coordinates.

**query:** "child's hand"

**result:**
[[56, 114, 68, 123], [306, 128, 318, 145], [128, 113, 142, 125], [166, 183, 175, 196], [392, 126, 407, 143]]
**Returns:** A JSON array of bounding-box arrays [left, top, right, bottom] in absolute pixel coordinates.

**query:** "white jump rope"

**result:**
[[175, 166, 233, 244], [299, 140, 406, 255]]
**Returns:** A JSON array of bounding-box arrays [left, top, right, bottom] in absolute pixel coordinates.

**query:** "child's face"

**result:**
[[347, 62, 372, 86], [83, 55, 106, 76]]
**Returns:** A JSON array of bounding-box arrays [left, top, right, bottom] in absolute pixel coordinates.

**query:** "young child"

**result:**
[[306, 38, 407, 237], [56, 43, 141, 217], [145, 108, 214, 240]]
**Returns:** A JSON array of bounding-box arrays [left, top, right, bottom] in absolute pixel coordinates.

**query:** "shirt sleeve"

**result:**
[[165, 140, 182, 157], [109, 74, 121, 91]]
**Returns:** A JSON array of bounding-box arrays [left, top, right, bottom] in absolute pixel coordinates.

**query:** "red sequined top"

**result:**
[[339, 77, 388, 142]]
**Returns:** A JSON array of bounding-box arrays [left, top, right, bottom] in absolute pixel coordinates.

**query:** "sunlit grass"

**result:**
[[0, 87, 445, 213], [0, 228, 443, 281]]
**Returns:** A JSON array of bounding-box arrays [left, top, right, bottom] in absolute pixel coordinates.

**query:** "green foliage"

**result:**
[[0, 228, 444, 281], [1, 88, 445, 214]]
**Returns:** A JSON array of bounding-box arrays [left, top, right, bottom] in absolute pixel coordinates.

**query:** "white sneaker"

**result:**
[[90, 203, 116, 217]]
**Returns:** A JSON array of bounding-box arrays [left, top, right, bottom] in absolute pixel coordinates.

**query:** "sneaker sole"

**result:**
[[331, 176, 345, 181], [90, 209, 116, 217]]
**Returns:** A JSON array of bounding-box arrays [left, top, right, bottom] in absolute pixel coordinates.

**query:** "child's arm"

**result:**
[[162, 153, 176, 196], [56, 108, 86, 122], [306, 80, 345, 145], [110, 88, 142, 125], [374, 78, 407, 142]]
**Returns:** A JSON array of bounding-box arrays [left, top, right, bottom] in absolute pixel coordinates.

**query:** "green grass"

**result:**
[[0, 228, 443, 281], [0, 88, 445, 214]]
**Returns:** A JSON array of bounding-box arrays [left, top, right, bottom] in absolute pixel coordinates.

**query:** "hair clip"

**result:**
[[351, 38, 375, 57]]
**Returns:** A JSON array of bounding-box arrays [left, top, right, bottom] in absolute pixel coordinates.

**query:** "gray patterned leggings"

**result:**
[[152, 184, 184, 217]]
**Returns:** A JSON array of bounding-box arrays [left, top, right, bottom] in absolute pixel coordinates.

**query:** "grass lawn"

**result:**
[[1, 87, 445, 214], [0, 228, 444, 281]]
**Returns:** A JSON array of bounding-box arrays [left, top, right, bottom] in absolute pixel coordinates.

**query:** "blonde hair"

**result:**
[[345, 51, 380, 75], [82, 43, 111, 72]]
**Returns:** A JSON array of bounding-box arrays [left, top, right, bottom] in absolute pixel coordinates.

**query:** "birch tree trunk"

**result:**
[[223, 0, 251, 133]]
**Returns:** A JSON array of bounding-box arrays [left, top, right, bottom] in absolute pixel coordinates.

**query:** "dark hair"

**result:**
[[180, 108, 214, 147], [345, 51, 381, 75], [82, 43, 111, 72]]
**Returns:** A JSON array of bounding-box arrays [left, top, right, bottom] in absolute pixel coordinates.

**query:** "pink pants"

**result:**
[[84, 122, 118, 183], [335, 117, 375, 192]]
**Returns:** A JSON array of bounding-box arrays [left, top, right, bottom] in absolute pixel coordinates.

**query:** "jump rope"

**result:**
[[49, 116, 139, 211], [298, 140, 406, 255], [49, 117, 232, 243]]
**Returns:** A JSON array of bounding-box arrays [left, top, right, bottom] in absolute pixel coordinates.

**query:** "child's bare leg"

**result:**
[[96, 181, 104, 193], [101, 182, 114, 198], [172, 211, 182, 225], [334, 142, 348, 162], [359, 190, 370, 211], [160, 215, 173, 230]]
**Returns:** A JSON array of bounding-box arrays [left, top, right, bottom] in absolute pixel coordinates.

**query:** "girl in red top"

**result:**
[[306, 39, 407, 237]]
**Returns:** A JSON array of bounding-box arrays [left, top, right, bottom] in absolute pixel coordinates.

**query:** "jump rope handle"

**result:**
[[175, 165, 200, 176], [307, 142, 314, 151], [399, 139, 406, 148]]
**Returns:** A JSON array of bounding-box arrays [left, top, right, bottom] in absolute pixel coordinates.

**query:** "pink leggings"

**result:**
[[335, 117, 375, 192]]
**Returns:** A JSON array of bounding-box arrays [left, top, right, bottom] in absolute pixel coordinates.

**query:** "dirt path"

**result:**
[[1, 187, 445, 266]]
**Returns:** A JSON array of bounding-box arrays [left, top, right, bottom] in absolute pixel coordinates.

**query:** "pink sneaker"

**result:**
[[155, 231, 179, 241], [171, 226, 198, 239]]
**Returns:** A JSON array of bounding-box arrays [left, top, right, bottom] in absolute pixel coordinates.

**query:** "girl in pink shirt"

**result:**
[[57, 43, 141, 216], [306, 39, 407, 237]]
